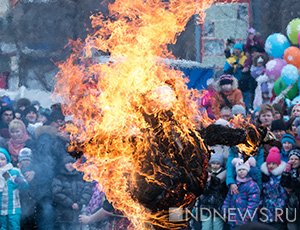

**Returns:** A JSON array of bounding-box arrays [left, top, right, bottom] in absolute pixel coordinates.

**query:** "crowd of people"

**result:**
[[194, 27, 300, 230], [0, 96, 123, 230], [0, 28, 298, 230]]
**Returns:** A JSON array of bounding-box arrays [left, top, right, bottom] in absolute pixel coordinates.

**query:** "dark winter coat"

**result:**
[[280, 166, 300, 221], [30, 126, 68, 200], [260, 161, 287, 223], [222, 178, 260, 227], [200, 168, 227, 211], [52, 168, 93, 224]]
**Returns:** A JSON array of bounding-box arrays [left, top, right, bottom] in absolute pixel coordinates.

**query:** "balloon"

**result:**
[[281, 64, 299, 85], [286, 18, 300, 45], [298, 32, 300, 46], [265, 33, 290, 58], [292, 95, 300, 105], [265, 59, 287, 81], [284, 46, 300, 69], [273, 77, 298, 100]]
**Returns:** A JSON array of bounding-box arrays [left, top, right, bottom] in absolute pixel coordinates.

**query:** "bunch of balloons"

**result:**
[[265, 18, 300, 100]]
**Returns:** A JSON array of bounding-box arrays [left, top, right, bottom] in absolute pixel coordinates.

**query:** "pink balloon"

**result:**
[[265, 59, 287, 81]]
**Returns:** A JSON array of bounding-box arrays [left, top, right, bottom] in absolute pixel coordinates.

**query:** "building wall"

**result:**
[[201, 2, 250, 68]]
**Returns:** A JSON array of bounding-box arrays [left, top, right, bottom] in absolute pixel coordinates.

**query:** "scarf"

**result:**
[[7, 131, 29, 163], [0, 163, 13, 192], [236, 176, 252, 183]]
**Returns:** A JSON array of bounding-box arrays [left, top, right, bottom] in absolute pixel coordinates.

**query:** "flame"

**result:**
[[230, 115, 260, 156], [54, 0, 234, 229]]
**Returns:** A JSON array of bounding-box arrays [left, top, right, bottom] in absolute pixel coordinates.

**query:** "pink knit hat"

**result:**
[[266, 147, 281, 165]]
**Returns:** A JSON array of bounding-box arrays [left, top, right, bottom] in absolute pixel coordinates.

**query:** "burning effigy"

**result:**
[[53, 0, 265, 229]]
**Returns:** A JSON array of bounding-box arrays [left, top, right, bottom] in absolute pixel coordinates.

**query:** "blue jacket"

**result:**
[[0, 165, 28, 216], [226, 147, 264, 189]]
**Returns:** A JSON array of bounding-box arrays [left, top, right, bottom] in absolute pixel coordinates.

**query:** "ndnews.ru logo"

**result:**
[[169, 207, 298, 223]]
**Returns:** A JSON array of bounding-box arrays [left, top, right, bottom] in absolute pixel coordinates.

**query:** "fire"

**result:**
[[230, 115, 260, 156], [54, 0, 234, 229]]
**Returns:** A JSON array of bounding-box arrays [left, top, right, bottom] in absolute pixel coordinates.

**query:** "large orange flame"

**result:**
[[54, 0, 234, 229]]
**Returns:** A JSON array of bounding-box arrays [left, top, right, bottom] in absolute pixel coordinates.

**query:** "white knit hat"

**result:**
[[232, 157, 256, 173]]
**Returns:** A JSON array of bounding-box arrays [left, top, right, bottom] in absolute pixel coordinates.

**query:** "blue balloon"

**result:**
[[281, 64, 299, 85], [292, 95, 300, 105], [265, 33, 290, 58]]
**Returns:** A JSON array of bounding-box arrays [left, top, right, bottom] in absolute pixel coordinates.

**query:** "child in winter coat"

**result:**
[[0, 147, 27, 230], [52, 155, 93, 230], [281, 133, 295, 163], [199, 152, 227, 230], [211, 74, 245, 119], [222, 157, 260, 229], [18, 147, 37, 230], [280, 148, 300, 229], [260, 147, 287, 229]]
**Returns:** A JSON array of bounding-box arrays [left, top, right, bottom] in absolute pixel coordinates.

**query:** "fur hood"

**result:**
[[34, 125, 58, 139], [215, 76, 239, 92], [261, 161, 286, 176]]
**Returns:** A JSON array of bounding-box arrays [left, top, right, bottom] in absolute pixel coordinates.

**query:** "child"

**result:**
[[281, 133, 295, 162], [18, 147, 37, 230], [0, 147, 27, 230], [211, 74, 245, 119], [52, 154, 92, 230], [222, 157, 260, 229], [280, 148, 300, 229], [260, 147, 287, 229], [200, 152, 227, 230]]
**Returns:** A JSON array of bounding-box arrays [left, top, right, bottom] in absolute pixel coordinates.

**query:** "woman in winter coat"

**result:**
[[52, 154, 93, 230], [260, 147, 287, 229], [7, 119, 30, 166], [222, 157, 260, 229], [280, 148, 300, 230]]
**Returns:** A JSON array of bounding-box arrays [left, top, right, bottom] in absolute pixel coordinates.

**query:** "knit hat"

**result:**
[[209, 153, 224, 165], [248, 27, 256, 35], [219, 74, 233, 86], [0, 96, 13, 107], [23, 105, 38, 116], [266, 147, 281, 165], [271, 119, 286, 132], [18, 148, 32, 162], [233, 43, 243, 51], [232, 157, 256, 173], [0, 147, 11, 163], [289, 148, 300, 159], [232, 104, 246, 117], [281, 133, 296, 145]]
